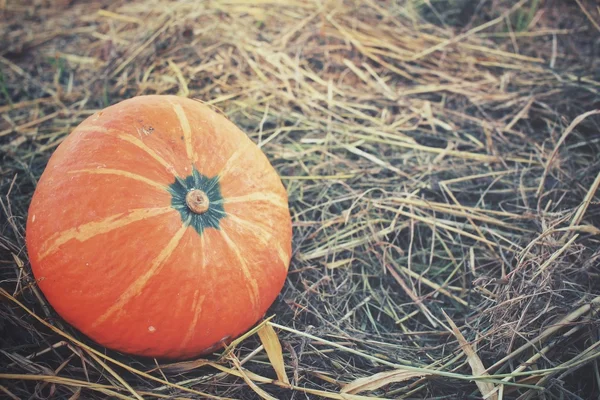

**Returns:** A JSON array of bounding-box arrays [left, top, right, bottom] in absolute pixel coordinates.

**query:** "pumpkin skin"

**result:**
[[26, 95, 292, 359]]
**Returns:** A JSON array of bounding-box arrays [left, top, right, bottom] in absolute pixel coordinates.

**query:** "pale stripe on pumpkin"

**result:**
[[217, 140, 252, 179], [226, 213, 289, 270], [180, 233, 207, 350], [170, 102, 196, 163], [181, 289, 206, 350], [76, 126, 176, 175], [221, 192, 288, 209], [68, 169, 166, 191], [92, 219, 191, 329], [219, 229, 260, 311], [116, 133, 175, 174], [39, 207, 173, 260]]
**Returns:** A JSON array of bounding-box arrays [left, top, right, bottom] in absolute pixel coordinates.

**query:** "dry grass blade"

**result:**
[[219, 317, 272, 359], [385, 262, 439, 327], [532, 234, 579, 278], [563, 170, 600, 240], [341, 370, 431, 395], [258, 322, 290, 384], [489, 296, 600, 372], [229, 353, 277, 400], [153, 359, 211, 374], [343, 143, 407, 176], [536, 109, 600, 197], [443, 311, 497, 400], [574, 0, 600, 32], [84, 350, 144, 400], [0, 385, 20, 400]]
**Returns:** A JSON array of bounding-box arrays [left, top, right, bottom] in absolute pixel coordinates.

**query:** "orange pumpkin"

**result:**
[[26, 95, 292, 359]]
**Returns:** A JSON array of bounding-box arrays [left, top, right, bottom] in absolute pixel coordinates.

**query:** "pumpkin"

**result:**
[[26, 95, 292, 359]]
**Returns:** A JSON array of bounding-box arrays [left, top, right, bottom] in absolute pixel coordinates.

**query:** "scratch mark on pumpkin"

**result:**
[[219, 229, 259, 311], [217, 140, 252, 179], [92, 220, 190, 328], [221, 192, 288, 209], [226, 214, 289, 269], [39, 207, 173, 260], [68, 169, 166, 191], [170, 102, 196, 163], [181, 289, 206, 349]]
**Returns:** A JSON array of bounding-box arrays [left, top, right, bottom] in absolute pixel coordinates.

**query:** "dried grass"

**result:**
[[1, 0, 600, 398]]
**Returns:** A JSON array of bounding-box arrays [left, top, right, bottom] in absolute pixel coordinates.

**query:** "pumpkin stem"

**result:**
[[185, 189, 210, 214]]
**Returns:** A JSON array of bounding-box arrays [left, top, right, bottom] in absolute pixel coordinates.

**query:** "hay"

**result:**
[[1, 0, 600, 398]]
